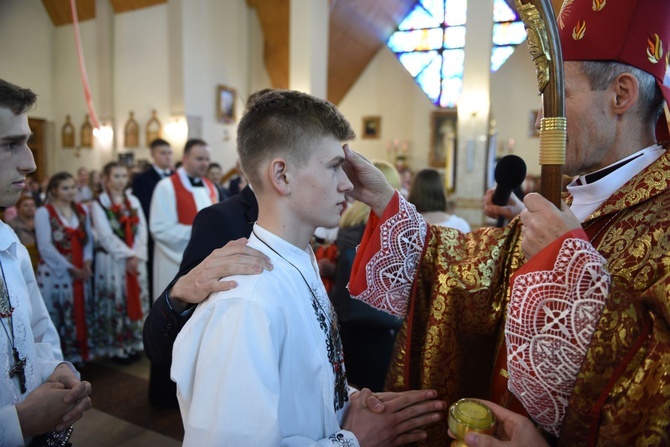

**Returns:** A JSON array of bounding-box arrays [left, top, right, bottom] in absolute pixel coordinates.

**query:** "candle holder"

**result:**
[[448, 399, 496, 447]]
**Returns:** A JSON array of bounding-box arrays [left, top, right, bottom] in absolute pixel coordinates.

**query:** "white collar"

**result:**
[[567, 144, 665, 221], [0, 222, 19, 258]]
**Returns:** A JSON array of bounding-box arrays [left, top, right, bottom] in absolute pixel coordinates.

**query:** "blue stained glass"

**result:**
[[387, 0, 525, 107], [492, 22, 527, 45], [388, 28, 444, 52], [398, 4, 441, 30], [419, 0, 444, 23], [491, 46, 515, 72], [440, 77, 462, 107], [443, 26, 466, 49], [493, 0, 517, 22], [442, 49, 465, 78], [416, 57, 442, 102], [445, 0, 467, 26], [399, 51, 439, 77]]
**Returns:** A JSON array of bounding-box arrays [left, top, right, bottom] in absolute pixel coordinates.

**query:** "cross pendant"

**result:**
[[9, 348, 26, 393]]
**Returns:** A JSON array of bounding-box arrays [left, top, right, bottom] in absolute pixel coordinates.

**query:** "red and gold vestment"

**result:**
[[350, 151, 670, 446]]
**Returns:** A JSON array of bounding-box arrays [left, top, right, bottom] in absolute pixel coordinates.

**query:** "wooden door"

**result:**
[[28, 118, 47, 181]]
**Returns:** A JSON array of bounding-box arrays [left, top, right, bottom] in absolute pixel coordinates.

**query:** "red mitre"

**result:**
[[557, 0, 670, 141]]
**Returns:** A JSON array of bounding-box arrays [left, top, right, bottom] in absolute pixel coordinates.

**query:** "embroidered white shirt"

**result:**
[[172, 225, 358, 446], [0, 221, 73, 446]]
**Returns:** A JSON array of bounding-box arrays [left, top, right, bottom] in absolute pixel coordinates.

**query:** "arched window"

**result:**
[[387, 0, 526, 108]]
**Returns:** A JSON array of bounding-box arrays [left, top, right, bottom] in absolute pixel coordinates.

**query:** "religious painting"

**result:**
[[62, 115, 75, 148], [217, 85, 236, 124], [80, 115, 93, 148], [118, 152, 134, 167], [125, 111, 139, 148], [529, 109, 540, 137], [145, 110, 162, 145], [430, 109, 458, 183], [361, 116, 381, 139]]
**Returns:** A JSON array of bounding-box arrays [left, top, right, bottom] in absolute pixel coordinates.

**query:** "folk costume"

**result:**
[[91, 191, 149, 359], [35, 204, 94, 364], [0, 220, 76, 447], [172, 225, 355, 446], [149, 167, 218, 298]]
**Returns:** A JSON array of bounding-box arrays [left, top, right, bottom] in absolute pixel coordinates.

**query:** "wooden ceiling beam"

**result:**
[[327, 0, 416, 104], [41, 0, 96, 26], [247, 0, 290, 90], [108, 0, 167, 14]]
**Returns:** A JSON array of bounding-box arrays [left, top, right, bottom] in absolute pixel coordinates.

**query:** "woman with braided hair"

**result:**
[[35, 172, 94, 365], [91, 162, 148, 363]]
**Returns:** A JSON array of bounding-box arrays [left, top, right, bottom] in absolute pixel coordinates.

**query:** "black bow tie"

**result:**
[[188, 176, 204, 187]]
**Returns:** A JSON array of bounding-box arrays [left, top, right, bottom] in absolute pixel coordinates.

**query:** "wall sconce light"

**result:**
[[93, 120, 114, 147], [164, 116, 188, 143]]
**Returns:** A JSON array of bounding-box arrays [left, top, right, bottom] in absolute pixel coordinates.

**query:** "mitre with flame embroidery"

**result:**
[[557, 0, 670, 140]]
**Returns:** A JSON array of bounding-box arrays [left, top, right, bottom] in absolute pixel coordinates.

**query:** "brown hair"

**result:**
[[237, 89, 355, 191], [46, 172, 75, 202], [102, 161, 126, 178], [408, 168, 448, 213], [0, 79, 37, 115], [15, 195, 35, 209]]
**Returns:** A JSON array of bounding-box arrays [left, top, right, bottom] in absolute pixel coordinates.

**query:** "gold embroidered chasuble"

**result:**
[[353, 151, 670, 446]]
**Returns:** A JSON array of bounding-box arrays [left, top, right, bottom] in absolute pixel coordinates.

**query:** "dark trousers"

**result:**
[[340, 322, 398, 392], [148, 362, 178, 409]]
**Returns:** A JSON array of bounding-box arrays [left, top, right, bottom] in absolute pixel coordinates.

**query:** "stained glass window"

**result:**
[[387, 0, 526, 108]]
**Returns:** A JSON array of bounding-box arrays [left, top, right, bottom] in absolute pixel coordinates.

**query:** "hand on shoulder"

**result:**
[[170, 238, 273, 306]]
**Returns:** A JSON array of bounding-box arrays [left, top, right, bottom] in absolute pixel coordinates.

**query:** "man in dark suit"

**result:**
[[143, 185, 271, 407], [130, 138, 173, 301]]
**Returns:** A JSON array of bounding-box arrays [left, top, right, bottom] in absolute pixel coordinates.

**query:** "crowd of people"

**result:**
[[0, 139, 249, 368]]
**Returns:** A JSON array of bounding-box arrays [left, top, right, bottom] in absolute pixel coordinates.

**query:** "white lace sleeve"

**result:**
[[505, 238, 609, 437], [351, 196, 427, 317]]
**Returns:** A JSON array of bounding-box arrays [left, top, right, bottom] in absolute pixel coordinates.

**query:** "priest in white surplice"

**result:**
[[149, 139, 219, 299]]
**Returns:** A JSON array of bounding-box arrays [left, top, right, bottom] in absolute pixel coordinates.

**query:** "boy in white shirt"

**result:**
[[0, 79, 92, 446], [172, 89, 443, 446]]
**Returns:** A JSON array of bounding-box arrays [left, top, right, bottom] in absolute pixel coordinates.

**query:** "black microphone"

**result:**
[[493, 155, 527, 227]]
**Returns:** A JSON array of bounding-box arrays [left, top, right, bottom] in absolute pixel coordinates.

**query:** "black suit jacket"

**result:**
[[142, 185, 258, 365], [131, 166, 163, 221]]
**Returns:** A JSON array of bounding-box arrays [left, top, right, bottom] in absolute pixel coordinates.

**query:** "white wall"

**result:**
[[491, 46, 544, 175], [114, 3, 171, 164], [338, 48, 435, 169], [180, 0, 253, 169], [0, 0, 54, 120], [0, 0, 270, 176], [2, 0, 542, 191]]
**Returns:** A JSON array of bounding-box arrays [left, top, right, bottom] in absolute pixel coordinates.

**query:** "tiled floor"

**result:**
[[69, 355, 182, 446]]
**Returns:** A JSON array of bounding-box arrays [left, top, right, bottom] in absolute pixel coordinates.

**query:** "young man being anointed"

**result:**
[[172, 89, 445, 446]]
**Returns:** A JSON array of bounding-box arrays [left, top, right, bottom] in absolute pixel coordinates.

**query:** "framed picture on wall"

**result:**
[[430, 109, 458, 191], [118, 152, 134, 167], [217, 85, 237, 124], [361, 116, 381, 139]]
